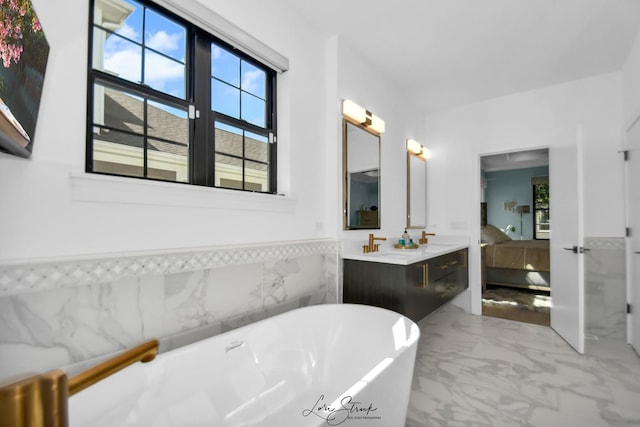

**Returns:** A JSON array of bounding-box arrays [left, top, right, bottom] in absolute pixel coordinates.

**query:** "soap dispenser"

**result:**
[[402, 229, 411, 247]]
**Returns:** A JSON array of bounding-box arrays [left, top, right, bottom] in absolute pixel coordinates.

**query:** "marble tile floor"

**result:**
[[406, 304, 640, 427]]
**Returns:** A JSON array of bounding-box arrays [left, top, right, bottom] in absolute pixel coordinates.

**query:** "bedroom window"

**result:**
[[533, 180, 550, 240], [87, 0, 277, 193]]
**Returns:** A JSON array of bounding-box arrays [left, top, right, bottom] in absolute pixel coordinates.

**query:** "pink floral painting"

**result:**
[[0, 0, 49, 157]]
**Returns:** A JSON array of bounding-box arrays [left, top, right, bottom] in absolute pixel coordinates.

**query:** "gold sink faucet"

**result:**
[[0, 339, 158, 427], [363, 233, 387, 253], [419, 231, 436, 244]]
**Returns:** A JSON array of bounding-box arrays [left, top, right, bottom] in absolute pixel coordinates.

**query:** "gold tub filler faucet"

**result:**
[[0, 339, 159, 427], [363, 233, 387, 253]]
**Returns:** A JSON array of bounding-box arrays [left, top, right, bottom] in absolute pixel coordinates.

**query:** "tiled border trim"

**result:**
[[584, 237, 625, 251], [0, 239, 339, 296]]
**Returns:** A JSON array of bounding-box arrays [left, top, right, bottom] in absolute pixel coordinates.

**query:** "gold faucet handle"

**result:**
[[419, 231, 436, 244]]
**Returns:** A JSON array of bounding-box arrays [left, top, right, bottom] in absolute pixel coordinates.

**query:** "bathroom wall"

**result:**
[[584, 237, 627, 344], [0, 0, 347, 384], [0, 239, 338, 382], [334, 40, 427, 242], [424, 72, 625, 314], [0, 0, 337, 261], [0, 0, 431, 383], [622, 29, 640, 125]]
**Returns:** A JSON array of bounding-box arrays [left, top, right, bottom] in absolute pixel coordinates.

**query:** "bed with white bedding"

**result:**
[[482, 224, 550, 291]]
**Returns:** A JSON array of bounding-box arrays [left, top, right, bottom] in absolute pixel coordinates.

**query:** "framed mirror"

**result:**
[[343, 119, 381, 230], [407, 151, 426, 229]]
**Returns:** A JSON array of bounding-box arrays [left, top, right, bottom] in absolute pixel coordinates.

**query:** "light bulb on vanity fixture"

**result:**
[[342, 99, 385, 134], [406, 139, 431, 159]]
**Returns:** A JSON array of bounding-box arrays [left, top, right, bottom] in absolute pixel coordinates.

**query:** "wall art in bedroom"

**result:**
[[0, 0, 49, 158]]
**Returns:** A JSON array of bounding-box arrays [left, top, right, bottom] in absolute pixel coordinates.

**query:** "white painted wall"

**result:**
[[0, 0, 342, 261], [336, 41, 426, 243], [425, 72, 625, 313], [622, 30, 640, 126], [426, 72, 624, 238], [0, 0, 425, 264]]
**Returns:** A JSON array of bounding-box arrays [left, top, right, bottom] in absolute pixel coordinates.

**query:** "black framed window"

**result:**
[[533, 182, 550, 240], [87, 0, 277, 193]]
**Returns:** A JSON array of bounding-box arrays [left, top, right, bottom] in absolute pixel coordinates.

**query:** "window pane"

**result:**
[[245, 159, 268, 192], [245, 131, 268, 163], [90, 0, 275, 192], [241, 61, 265, 98], [144, 9, 185, 62], [93, 28, 142, 83], [211, 44, 240, 87], [241, 92, 266, 127], [95, 0, 143, 43], [147, 100, 188, 145], [215, 122, 242, 157], [94, 83, 144, 135], [215, 153, 242, 189], [212, 79, 240, 118], [92, 128, 144, 178], [144, 49, 185, 99], [147, 138, 188, 183]]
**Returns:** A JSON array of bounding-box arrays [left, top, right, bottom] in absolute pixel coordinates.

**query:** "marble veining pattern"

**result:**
[[0, 240, 339, 383], [584, 237, 626, 342], [406, 304, 640, 426]]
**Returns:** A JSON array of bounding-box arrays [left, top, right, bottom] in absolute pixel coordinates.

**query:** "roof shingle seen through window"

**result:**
[[96, 88, 268, 166]]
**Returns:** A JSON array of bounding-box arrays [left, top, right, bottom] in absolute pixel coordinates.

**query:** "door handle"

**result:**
[[563, 246, 578, 253]]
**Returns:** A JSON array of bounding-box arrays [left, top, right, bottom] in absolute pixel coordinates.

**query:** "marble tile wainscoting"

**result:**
[[584, 237, 626, 348], [0, 239, 339, 382]]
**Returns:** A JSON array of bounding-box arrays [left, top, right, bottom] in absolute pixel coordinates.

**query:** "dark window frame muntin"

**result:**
[[212, 113, 271, 192], [88, 72, 193, 181], [86, 0, 277, 194], [532, 182, 550, 240]]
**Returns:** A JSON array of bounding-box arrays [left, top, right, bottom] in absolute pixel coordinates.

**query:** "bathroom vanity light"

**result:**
[[406, 139, 431, 159], [342, 99, 385, 134]]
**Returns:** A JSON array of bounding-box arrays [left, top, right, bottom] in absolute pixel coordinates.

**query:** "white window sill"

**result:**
[[70, 172, 297, 213]]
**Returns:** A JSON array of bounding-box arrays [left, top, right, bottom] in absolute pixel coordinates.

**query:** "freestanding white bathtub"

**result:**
[[69, 303, 420, 426]]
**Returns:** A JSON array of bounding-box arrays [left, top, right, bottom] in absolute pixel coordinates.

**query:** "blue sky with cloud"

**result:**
[[99, 0, 267, 128]]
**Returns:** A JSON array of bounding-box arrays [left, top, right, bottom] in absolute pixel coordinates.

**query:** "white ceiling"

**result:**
[[282, 0, 640, 114]]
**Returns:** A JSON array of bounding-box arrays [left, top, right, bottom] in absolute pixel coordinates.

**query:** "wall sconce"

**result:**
[[342, 99, 385, 134], [406, 139, 431, 159]]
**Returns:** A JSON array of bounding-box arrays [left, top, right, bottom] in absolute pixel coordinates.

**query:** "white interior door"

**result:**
[[626, 117, 640, 355], [549, 127, 584, 353]]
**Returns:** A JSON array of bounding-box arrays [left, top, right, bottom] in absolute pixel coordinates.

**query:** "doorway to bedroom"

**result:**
[[480, 149, 551, 326]]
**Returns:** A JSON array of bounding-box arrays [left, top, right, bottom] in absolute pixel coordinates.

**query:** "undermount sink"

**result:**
[[364, 251, 410, 258]]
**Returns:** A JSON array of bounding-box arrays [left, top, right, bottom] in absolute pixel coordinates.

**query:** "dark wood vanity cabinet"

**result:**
[[343, 248, 468, 322]]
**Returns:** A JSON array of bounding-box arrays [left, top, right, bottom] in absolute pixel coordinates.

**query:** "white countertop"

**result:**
[[341, 236, 470, 265]]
